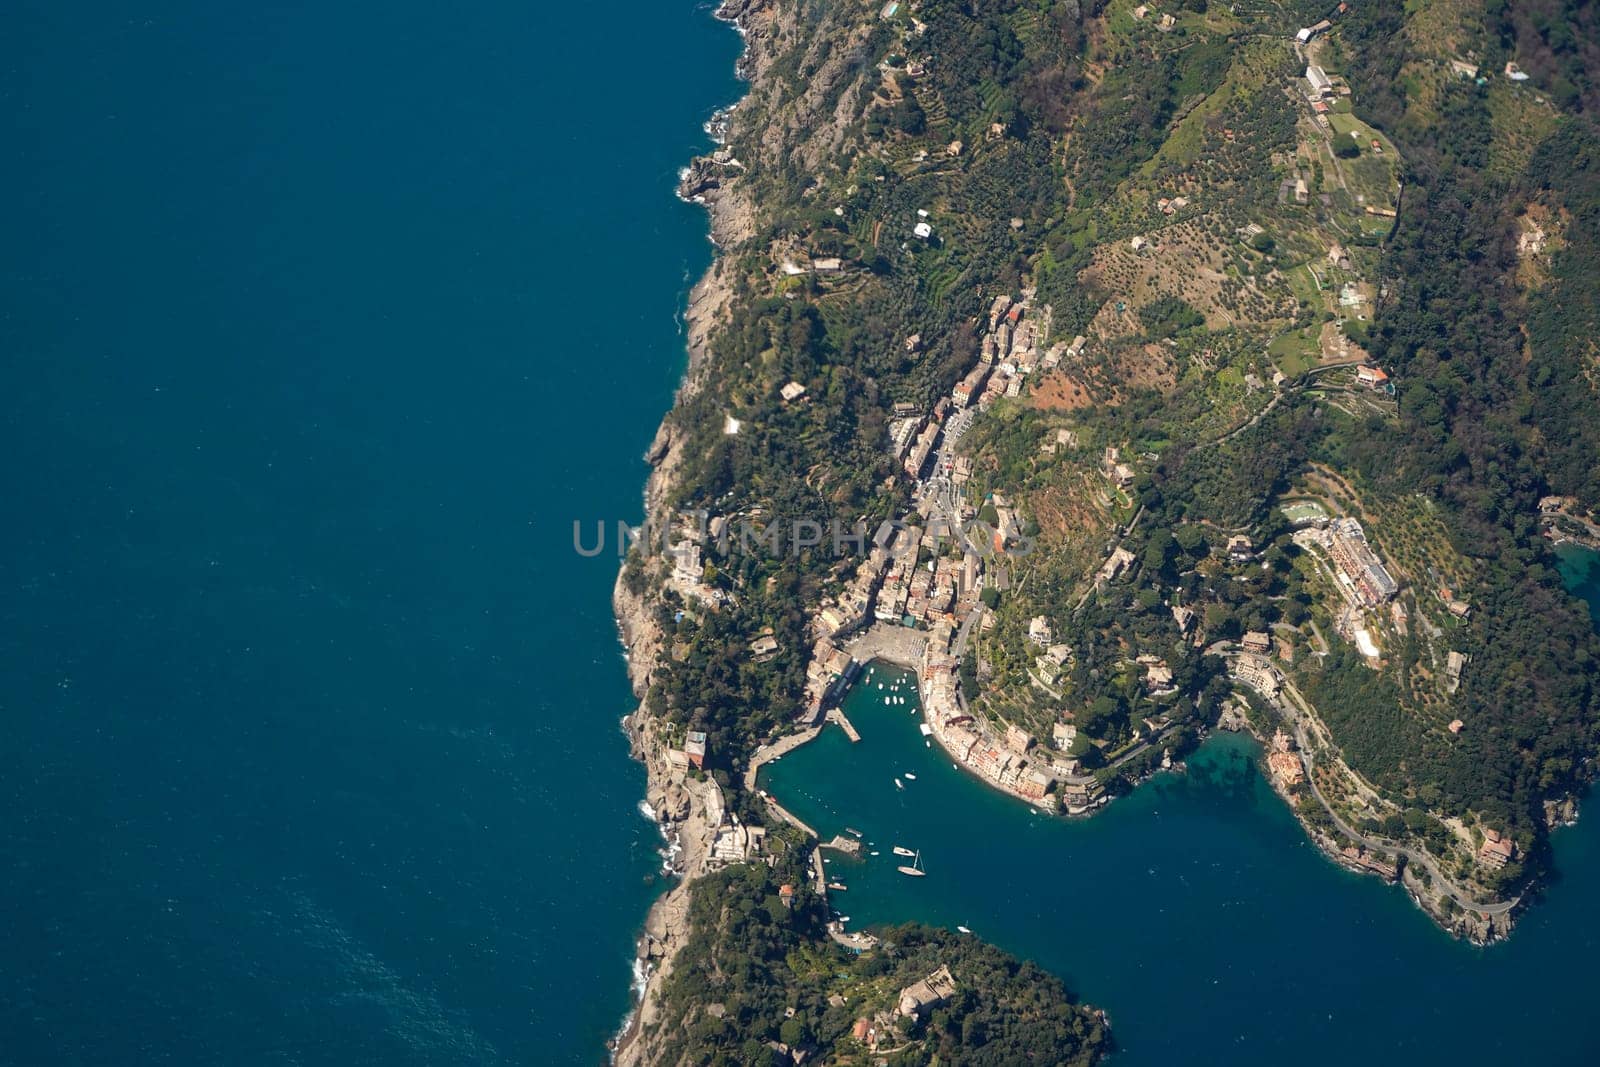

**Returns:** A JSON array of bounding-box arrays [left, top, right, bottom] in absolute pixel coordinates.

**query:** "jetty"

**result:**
[[743, 724, 823, 791], [762, 794, 818, 839], [826, 707, 862, 743]]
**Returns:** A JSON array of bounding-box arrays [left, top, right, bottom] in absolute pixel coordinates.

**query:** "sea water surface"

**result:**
[[765, 548, 1600, 1066], [3, 2, 739, 1063]]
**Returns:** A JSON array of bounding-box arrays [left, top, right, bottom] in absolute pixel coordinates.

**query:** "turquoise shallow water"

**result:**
[[765, 550, 1600, 1066], [2, 2, 738, 1063]]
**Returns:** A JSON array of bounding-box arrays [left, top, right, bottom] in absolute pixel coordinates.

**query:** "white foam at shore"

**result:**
[[631, 956, 652, 1000], [615, 1, 759, 1058], [609, 957, 655, 1061]]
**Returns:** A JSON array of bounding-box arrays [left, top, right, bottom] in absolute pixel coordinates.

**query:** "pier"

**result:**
[[762, 794, 818, 839], [826, 707, 862, 743], [743, 724, 823, 792]]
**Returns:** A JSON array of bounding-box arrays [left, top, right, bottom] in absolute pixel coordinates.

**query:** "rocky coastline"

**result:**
[[602, 1, 1584, 1055], [608, 2, 774, 1062]]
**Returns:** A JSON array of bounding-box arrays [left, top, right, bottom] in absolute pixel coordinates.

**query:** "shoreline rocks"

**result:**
[[609, 3, 775, 1062]]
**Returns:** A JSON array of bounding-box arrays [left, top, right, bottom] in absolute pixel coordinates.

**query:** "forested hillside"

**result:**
[[624, 0, 1600, 1054]]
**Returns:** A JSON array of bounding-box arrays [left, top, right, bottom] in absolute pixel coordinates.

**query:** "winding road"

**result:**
[[1229, 649, 1519, 917]]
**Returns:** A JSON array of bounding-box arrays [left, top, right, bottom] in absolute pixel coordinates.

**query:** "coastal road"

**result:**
[[1233, 654, 1519, 918], [762, 793, 818, 840], [1545, 506, 1600, 545]]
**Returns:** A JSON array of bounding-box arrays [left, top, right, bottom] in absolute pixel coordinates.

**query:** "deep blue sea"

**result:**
[[2, 2, 739, 1064]]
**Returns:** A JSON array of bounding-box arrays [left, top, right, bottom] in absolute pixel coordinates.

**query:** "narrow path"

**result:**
[[1200, 359, 1368, 448]]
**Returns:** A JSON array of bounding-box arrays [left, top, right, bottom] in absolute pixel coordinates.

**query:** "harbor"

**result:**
[[756, 626, 1600, 1066]]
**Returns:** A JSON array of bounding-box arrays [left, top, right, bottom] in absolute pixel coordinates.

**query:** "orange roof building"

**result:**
[[1478, 829, 1515, 869]]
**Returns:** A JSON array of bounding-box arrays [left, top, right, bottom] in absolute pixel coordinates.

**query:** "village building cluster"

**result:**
[[792, 292, 1120, 813], [937, 293, 1062, 421], [918, 614, 1108, 812]]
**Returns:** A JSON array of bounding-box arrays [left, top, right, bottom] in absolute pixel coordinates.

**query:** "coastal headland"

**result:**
[[612, 3, 1112, 1061], [609, 0, 1600, 1060], [609, 5, 782, 1061]]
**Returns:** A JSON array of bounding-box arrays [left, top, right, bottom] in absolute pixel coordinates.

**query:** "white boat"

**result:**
[[897, 850, 926, 877], [870, 851, 880, 856], [926, 740, 931, 748], [893, 846, 915, 858], [894, 778, 904, 790], [903, 773, 917, 781], [958, 925, 972, 934]]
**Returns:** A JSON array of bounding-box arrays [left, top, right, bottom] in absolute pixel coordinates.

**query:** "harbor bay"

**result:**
[[761, 550, 1600, 1067]]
